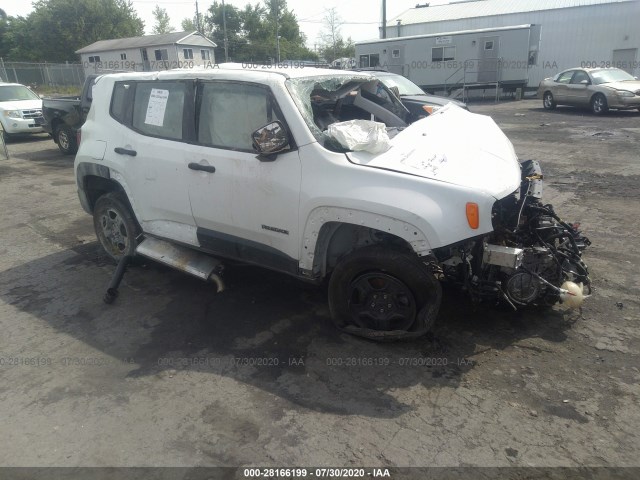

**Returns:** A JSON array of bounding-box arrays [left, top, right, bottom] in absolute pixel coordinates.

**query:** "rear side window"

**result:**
[[197, 82, 285, 151], [132, 82, 186, 140], [110, 82, 132, 123]]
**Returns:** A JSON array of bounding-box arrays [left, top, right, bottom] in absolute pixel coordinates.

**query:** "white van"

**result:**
[[74, 67, 590, 340]]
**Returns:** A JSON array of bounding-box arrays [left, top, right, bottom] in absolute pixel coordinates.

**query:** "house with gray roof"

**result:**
[[76, 31, 217, 75]]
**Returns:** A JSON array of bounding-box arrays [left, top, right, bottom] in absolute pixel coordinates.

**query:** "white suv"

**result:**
[[74, 67, 591, 340], [0, 83, 44, 140]]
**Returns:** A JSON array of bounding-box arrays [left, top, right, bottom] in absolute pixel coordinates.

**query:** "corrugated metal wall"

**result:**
[[391, 1, 640, 85]]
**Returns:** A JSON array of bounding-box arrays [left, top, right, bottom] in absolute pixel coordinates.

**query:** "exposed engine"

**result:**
[[437, 160, 591, 309]]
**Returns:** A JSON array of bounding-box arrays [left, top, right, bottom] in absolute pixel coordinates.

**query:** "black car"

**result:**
[[355, 70, 468, 122]]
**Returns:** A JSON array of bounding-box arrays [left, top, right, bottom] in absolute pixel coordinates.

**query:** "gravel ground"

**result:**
[[0, 99, 639, 477]]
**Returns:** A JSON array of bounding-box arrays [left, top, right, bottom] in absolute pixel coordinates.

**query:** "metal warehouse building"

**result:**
[[356, 0, 640, 96]]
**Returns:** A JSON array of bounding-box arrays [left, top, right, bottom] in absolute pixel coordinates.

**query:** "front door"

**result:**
[[186, 81, 301, 273], [478, 36, 500, 83], [566, 70, 592, 106]]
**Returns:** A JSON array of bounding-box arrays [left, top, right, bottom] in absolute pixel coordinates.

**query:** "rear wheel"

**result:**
[[328, 246, 442, 341], [543, 92, 556, 110], [93, 192, 140, 262], [55, 124, 78, 155], [591, 94, 608, 115]]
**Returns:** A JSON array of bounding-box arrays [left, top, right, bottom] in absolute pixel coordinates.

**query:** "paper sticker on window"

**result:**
[[144, 88, 169, 126]]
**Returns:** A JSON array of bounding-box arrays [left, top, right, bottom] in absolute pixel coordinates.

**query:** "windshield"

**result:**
[[0, 85, 40, 102], [591, 69, 636, 85], [286, 74, 409, 150], [376, 74, 425, 96]]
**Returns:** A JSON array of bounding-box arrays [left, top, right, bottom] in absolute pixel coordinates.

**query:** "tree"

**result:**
[[152, 5, 174, 34], [181, 13, 204, 32], [0, 0, 145, 62], [317, 7, 354, 63]]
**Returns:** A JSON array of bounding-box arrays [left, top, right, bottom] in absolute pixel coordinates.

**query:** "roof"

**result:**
[[95, 64, 375, 83], [389, 0, 637, 26], [75, 31, 216, 54], [357, 24, 532, 45]]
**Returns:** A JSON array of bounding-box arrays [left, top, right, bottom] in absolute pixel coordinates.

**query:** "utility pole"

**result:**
[[275, 1, 280, 64], [195, 0, 201, 33], [222, 0, 229, 62], [382, 0, 387, 39]]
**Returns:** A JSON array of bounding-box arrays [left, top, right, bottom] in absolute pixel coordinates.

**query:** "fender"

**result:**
[[299, 206, 432, 272]]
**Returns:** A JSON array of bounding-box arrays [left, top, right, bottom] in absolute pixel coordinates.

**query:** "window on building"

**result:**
[[431, 46, 455, 62], [359, 54, 380, 68], [528, 50, 538, 66], [392, 49, 400, 58], [154, 49, 168, 61], [201, 49, 210, 60], [183, 48, 194, 59], [88, 56, 101, 63], [484, 41, 494, 51], [120, 53, 127, 60], [132, 82, 186, 140], [197, 82, 285, 151]]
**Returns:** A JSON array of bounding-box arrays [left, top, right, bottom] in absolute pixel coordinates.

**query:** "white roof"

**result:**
[[358, 24, 531, 45], [389, 0, 637, 26]]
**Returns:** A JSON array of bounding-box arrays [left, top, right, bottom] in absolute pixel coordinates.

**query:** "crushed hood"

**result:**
[[347, 104, 522, 199]]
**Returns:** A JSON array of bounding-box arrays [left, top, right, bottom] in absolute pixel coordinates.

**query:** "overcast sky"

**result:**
[[0, 0, 449, 46]]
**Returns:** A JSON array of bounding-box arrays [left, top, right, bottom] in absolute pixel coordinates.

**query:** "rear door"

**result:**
[[185, 80, 302, 273], [552, 70, 575, 102], [110, 79, 199, 245]]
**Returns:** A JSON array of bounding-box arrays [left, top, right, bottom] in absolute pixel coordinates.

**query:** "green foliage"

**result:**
[[181, 13, 204, 33], [152, 5, 174, 34], [203, 0, 317, 63], [0, 0, 144, 62]]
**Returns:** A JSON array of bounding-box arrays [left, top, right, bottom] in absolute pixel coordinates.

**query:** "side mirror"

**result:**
[[252, 121, 289, 160], [580, 79, 590, 85]]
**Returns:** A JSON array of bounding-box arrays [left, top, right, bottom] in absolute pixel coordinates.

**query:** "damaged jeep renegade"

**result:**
[[74, 66, 591, 340]]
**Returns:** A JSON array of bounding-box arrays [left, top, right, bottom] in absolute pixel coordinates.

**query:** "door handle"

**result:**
[[188, 162, 216, 173], [114, 147, 137, 156]]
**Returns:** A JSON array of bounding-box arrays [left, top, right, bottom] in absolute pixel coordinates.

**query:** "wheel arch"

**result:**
[[301, 207, 434, 278]]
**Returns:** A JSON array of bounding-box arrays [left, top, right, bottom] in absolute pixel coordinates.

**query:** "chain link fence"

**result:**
[[0, 60, 85, 88]]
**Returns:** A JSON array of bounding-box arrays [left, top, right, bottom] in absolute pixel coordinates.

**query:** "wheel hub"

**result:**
[[348, 273, 416, 331], [100, 208, 128, 254]]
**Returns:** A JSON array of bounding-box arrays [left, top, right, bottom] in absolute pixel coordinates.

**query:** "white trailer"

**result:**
[[356, 24, 541, 97]]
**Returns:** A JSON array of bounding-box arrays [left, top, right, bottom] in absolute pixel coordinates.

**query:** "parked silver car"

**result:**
[[537, 68, 640, 114]]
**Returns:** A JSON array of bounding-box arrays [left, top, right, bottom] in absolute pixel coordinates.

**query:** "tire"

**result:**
[[591, 94, 608, 115], [543, 91, 556, 110], [55, 124, 78, 155], [328, 246, 442, 341], [93, 192, 140, 263]]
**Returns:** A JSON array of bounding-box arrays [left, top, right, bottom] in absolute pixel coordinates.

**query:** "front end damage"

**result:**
[[435, 159, 591, 310]]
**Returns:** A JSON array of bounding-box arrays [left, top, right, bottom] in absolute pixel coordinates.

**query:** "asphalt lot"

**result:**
[[1, 100, 639, 474]]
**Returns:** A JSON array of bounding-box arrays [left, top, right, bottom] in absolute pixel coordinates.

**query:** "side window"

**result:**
[[132, 82, 186, 140], [110, 82, 132, 123], [556, 71, 574, 84], [197, 82, 285, 151], [570, 71, 590, 84]]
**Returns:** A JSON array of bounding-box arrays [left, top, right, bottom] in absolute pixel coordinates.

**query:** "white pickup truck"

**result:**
[[74, 67, 591, 340]]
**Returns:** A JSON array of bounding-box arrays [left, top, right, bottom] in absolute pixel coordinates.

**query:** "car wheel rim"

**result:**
[[594, 97, 604, 112], [99, 208, 129, 256], [544, 94, 552, 107], [58, 130, 69, 150], [347, 272, 417, 331]]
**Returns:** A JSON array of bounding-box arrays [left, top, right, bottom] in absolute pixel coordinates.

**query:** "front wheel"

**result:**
[[591, 94, 608, 115], [543, 92, 556, 110], [55, 124, 78, 155], [93, 192, 140, 262], [328, 247, 442, 341]]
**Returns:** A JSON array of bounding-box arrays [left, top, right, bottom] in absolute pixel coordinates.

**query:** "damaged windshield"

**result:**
[[286, 74, 409, 151]]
